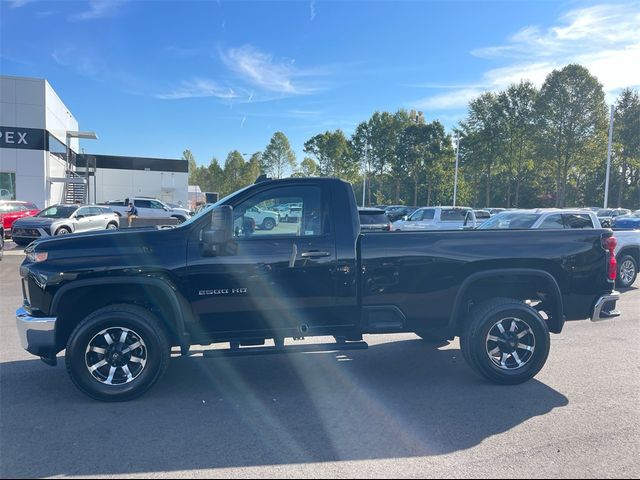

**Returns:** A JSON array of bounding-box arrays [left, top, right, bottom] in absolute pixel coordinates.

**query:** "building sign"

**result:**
[[0, 127, 46, 151]]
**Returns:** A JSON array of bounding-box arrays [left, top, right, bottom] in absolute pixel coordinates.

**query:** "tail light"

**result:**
[[386, 223, 392, 231], [602, 236, 617, 281]]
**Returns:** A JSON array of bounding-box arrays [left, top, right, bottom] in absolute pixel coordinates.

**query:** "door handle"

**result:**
[[300, 251, 331, 258]]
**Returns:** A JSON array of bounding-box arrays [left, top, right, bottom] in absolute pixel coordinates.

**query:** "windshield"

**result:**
[[479, 212, 542, 229], [179, 185, 255, 228], [36, 206, 77, 219]]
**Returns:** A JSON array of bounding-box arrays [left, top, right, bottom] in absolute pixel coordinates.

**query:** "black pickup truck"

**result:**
[[16, 177, 621, 401]]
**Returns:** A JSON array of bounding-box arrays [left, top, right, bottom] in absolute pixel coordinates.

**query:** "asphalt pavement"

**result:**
[[0, 251, 638, 479]]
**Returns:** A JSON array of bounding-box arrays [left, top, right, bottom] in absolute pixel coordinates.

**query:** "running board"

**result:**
[[201, 341, 368, 358]]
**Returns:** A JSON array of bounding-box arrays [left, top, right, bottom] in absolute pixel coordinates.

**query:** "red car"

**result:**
[[0, 201, 40, 238]]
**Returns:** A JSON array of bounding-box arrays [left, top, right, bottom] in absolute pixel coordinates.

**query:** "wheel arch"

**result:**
[[51, 277, 191, 352], [617, 245, 639, 264], [449, 268, 564, 335]]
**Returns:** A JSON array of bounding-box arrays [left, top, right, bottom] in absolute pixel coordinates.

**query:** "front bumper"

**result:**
[[591, 291, 621, 322], [16, 307, 57, 357]]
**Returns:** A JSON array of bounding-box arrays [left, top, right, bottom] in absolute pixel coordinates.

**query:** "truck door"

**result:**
[[185, 184, 338, 338]]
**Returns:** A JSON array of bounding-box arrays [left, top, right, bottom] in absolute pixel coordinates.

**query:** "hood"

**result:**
[[13, 217, 57, 227]]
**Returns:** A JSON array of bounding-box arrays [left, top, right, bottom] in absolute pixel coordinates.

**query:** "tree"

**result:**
[[183, 149, 197, 184], [221, 150, 247, 195], [242, 151, 262, 185], [303, 130, 358, 182], [262, 132, 297, 179], [496, 81, 538, 207], [613, 88, 640, 207], [293, 157, 321, 177], [536, 64, 607, 207]]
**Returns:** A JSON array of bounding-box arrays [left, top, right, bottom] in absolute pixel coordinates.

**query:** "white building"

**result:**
[[0, 75, 188, 208]]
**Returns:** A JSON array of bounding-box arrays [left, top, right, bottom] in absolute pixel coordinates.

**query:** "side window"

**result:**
[[135, 200, 152, 209], [76, 207, 92, 218], [563, 214, 594, 229], [150, 200, 165, 210], [409, 210, 424, 221], [538, 214, 564, 229], [233, 186, 324, 238], [422, 209, 435, 220]]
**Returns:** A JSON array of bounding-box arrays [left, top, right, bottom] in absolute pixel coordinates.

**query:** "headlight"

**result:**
[[26, 251, 48, 263]]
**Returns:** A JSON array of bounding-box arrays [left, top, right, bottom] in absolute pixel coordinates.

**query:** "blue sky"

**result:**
[[1, 0, 639, 166]]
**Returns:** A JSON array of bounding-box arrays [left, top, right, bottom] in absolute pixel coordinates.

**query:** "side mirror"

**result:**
[[75, 214, 84, 220], [202, 205, 234, 256], [403, 215, 409, 221]]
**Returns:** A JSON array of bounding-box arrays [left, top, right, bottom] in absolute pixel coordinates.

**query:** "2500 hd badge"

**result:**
[[199, 288, 249, 296]]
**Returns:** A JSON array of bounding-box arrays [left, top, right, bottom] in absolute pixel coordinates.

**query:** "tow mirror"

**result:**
[[202, 205, 234, 256]]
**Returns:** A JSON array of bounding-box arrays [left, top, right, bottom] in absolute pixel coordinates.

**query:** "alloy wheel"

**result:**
[[485, 317, 536, 370], [85, 327, 147, 386]]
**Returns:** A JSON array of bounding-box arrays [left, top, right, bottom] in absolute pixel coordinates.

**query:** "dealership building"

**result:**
[[0, 75, 188, 209]]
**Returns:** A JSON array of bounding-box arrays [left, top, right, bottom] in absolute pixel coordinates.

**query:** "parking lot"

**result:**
[[0, 248, 638, 479]]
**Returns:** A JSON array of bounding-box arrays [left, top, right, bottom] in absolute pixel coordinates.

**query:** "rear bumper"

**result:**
[[591, 291, 621, 322], [16, 307, 57, 357]]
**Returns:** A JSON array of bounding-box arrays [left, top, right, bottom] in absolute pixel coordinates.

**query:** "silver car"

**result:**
[[11, 204, 119, 246]]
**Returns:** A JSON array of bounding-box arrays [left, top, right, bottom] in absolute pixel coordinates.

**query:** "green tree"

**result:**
[[221, 150, 247, 195], [613, 88, 640, 207], [183, 149, 198, 185], [262, 132, 297, 179], [242, 151, 262, 185], [536, 64, 607, 207], [293, 157, 321, 177], [496, 81, 538, 207], [303, 130, 358, 181]]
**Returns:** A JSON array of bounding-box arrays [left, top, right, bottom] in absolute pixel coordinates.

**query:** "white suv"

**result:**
[[393, 207, 477, 231]]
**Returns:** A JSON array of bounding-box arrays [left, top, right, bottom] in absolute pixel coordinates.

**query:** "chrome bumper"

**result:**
[[16, 307, 57, 356], [591, 291, 621, 322]]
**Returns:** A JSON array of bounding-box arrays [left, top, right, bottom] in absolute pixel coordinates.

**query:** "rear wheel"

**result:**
[[617, 255, 637, 288], [106, 222, 118, 230], [55, 226, 71, 235], [65, 304, 170, 402], [460, 298, 550, 385]]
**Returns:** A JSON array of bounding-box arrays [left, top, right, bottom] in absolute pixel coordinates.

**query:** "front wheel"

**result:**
[[262, 217, 276, 230], [106, 222, 118, 230], [460, 297, 550, 385], [617, 255, 638, 288], [65, 304, 170, 402], [55, 226, 71, 235]]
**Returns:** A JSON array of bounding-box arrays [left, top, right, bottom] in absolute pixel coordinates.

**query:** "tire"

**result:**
[[459, 297, 550, 385], [262, 217, 276, 230], [55, 226, 71, 236], [65, 304, 170, 402], [106, 222, 118, 230], [617, 254, 638, 288]]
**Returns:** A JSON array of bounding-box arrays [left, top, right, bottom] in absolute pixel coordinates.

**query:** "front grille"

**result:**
[[13, 228, 41, 237]]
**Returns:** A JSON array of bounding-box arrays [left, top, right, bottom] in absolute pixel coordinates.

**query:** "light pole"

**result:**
[[453, 132, 461, 207], [604, 105, 614, 209]]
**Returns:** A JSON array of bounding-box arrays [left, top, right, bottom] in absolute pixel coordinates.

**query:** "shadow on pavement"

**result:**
[[0, 338, 568, 478]]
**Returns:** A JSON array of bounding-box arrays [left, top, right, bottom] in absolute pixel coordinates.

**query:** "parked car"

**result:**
[[105, 197, 191, 223], [611, 229, 640, 288], [597, 208, 631, 228], [15, 177, 620, 401], [0, 200, 40, 237], [393, 206, 477, 231], [487, 208, 506, 216], [358, 208, 392, 232], [474, 209, 492, 224], [384, 205, 416, 222], [479, 209, 601, 230], [244, 205, 280, 230], [11, 204, 119, 246], [612, 212, 640, 230]]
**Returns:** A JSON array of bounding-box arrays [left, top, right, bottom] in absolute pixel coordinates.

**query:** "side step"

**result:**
[[202, 341, 368, 358]]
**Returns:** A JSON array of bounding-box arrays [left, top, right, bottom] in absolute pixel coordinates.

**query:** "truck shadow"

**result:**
[[0, 338, 568, 478]]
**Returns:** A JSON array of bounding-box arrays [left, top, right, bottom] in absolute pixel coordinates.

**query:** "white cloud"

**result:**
[[412, 3, 640, 110], [155, 79, 239, 100], [310, 1, 316, 21], [68, 0, 124, 21], [220, 45, 326, 95], [9, 0, 36, 7]]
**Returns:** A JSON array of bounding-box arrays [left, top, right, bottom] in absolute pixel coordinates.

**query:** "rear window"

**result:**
[[441, 209, 470, 221], [563, 214, 595, 229], [480, 213, 542, 229], [359, 211, 389, 225]]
